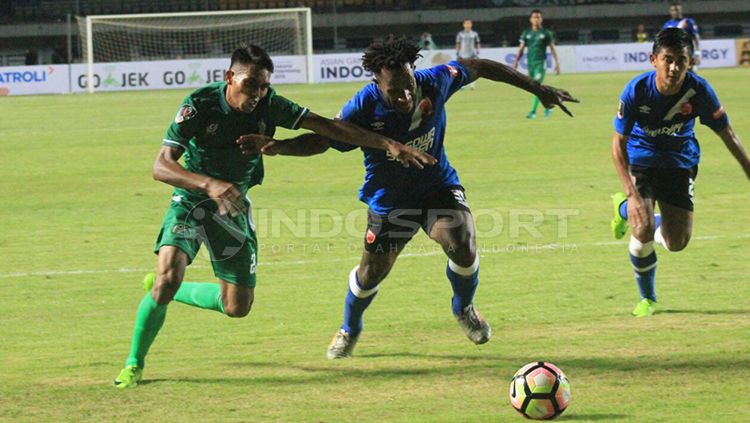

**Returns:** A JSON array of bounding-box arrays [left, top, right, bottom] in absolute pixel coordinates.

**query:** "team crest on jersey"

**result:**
[[175, 105, 197, 124], [447, 65, 459, 78], [366, 229, 376, 244], [680, 102, 693, 116], [206, 123, 219, 134]]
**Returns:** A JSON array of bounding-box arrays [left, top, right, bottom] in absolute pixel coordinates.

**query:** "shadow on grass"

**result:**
[[133, 353, 750, 388], [561, 413, 629, 421], [659, 309, 750, 315]]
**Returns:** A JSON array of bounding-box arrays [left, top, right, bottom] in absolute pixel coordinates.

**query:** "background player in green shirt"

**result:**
[[114, 45, 435, 388], [513, 9, 561, 119]]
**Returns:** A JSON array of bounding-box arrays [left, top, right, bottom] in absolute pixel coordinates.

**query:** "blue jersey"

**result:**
[[331, 61, 470, 214], [613, 71, 729, 169], [663, 17, 699, 40]]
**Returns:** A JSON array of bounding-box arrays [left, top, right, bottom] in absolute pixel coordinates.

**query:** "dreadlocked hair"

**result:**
[[362, 35, 422, 73]]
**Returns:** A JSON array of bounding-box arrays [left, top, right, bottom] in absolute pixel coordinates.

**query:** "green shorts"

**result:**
[[528, 62, 546, 82], [154, 194, 258, 287]]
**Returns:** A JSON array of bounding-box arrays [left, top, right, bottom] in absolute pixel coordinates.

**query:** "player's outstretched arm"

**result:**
[[512, 42, 526, 69], [550, 43, 561, 75], [716, 125, 750, 181], [611, 132, 649, 228], [298, 112, 437, 169], [237, 133, 330, 157], [152, 146, 245, 216], [458, 58, 579, 116]]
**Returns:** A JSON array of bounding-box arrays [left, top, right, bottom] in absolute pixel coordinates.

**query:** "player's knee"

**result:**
[[224, 300, 253, 318], [448, 244, 476, 268], [664, 234, 691, 252], [631, 224, 656, 243], [152, 271, 182, 303]]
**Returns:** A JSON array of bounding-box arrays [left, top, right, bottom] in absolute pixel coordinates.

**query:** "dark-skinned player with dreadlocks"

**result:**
[[237, 36, 579, 358]]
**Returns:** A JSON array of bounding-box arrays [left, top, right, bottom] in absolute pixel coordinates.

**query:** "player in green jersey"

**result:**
[[512, 9, 561, 119], [113, 45, 435, 388]]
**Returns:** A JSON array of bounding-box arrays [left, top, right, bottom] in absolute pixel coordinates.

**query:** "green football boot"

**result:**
[[632, 298, 657, 317], [143, 272, 156, 292], [114, 365, 143, 389], [526, 111, 537, 119], [611, 192, 629, 240]]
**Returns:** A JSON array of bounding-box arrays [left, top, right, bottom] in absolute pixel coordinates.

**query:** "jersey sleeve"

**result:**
[[698, 83, 729, 132], [163, 95, 200, 151], [518, 30, 526, 45], [613, 84, 636, 136], [437, 60, 471, 99], [328, 92, 368, 152], [547, 29, 556, 45], [269, 95, 310, 130], [474, 32, 481, 43]]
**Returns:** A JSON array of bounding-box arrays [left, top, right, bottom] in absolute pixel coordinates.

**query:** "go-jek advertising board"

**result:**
[[68, 55, 307, 92], [0, 65, 70, 96], [575, 39, 736, 72]]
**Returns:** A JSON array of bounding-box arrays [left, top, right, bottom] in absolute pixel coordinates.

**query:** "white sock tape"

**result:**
[[349, 266, 379, 299], [448, 255, 479, 277]]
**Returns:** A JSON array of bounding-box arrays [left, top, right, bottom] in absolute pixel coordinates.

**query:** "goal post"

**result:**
[[78, 8, 313, 93]]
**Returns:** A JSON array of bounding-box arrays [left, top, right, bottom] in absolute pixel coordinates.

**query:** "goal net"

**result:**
[[78, 8, 313, 92]]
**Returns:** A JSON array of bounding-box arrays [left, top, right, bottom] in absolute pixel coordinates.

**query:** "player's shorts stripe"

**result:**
[[291, 107, 310, 130], [162, 139, 186, 149]]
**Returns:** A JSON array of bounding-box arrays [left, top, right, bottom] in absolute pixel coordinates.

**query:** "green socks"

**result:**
[[531, 95, 540, 114], [173, 282, 225, 313], [125, 294, 168, 368], [125, 283, 224, 368]]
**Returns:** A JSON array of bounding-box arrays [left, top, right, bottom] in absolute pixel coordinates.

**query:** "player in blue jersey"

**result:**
[[240, 36, 578, 358], [610, 28, 750, 317], [663, 3, 700, 69]]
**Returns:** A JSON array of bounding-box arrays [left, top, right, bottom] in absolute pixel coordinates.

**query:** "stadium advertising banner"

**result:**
[[314, 47, 577, 84], [575, 39, 736, 73], [313, 52, 374, 83], [0, 65, 70, 96], [68, 55, 307, 93]]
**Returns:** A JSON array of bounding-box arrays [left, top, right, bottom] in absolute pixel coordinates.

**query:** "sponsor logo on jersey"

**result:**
[[370, 121, 385, 130], [206, 123, 219, 134], [639, 105, 651, 114], [175, 105, 197, 124], [642, 122, 685, 137], [258, 120, 267, 135], [447, 65, 459, 78], [386, 127, 437, 161]]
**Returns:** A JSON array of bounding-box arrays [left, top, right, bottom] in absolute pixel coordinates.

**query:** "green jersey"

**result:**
[[520, 28, 555, 65], [163, 82, 309, 199]]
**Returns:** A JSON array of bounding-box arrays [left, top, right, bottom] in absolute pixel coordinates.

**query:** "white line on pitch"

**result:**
[[0, 233, 746, 279]]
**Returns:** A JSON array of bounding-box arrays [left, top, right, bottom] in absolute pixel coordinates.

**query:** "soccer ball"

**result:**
[[509, 361, 571, 420]]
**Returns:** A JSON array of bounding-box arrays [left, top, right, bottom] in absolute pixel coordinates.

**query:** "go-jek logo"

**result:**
[[0, 66, 53, 84]]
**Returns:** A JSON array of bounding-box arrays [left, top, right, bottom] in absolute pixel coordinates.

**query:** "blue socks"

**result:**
[[341, 266, 378, 336], [446, 257, 480, 316], [629, 237, 657, 301]]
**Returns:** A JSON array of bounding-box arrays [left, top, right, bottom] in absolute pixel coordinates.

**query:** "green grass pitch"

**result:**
[[1, 68, 748, 422]]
